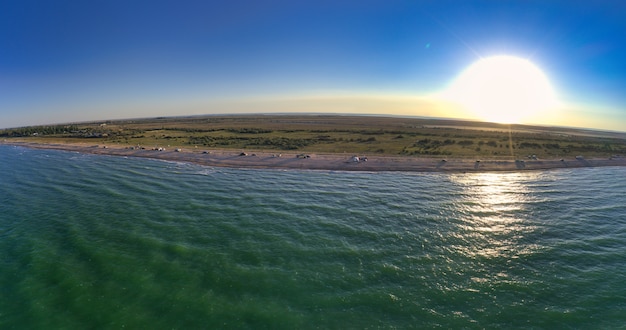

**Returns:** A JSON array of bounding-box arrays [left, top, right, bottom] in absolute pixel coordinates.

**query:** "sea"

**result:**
[[1, 145, 625, 329]]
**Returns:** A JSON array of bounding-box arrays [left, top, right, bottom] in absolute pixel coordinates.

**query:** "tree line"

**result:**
[[0, 125, 80, 137]]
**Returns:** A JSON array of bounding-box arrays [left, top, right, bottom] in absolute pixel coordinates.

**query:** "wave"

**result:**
[[1, 146, 626, 328]]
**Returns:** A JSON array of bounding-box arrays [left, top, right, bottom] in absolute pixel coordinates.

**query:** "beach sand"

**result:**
[[5, 141, 626, 172]]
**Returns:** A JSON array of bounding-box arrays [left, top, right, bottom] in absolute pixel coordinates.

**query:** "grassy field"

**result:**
[[3, 114, 626, 159]]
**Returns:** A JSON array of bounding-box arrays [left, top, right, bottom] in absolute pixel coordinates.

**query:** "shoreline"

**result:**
[[4, 141, 626, 173]]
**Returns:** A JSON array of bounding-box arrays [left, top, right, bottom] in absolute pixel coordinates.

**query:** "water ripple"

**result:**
[[1, 146, 626, 328]]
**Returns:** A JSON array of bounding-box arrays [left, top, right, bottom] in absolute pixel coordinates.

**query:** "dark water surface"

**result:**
[[1, 146, 625, 328]]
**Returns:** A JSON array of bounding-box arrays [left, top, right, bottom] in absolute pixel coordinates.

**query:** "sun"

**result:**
[[443, 55, 559, 124]]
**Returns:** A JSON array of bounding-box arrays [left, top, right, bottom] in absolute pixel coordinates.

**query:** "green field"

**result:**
[[3, 115, 626, 159]]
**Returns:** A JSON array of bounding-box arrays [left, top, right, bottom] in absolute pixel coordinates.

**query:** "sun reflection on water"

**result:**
[[449, 172, 545, 260]]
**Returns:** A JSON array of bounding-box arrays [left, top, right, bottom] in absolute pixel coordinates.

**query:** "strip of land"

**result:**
[[2, 115, 625, 172], [5, 141, 626, 173]]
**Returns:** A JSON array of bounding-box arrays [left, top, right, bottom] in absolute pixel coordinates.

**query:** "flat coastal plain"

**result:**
[[7, 142, 626, 172], [3, 115, 626, 172]]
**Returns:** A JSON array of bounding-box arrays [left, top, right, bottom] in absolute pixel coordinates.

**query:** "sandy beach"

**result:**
[[4, 141, 626, 172]]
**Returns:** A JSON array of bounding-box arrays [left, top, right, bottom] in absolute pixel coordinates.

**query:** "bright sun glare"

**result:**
[[444, 55, 560, 124]]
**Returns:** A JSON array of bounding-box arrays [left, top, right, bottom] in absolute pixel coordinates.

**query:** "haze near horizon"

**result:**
[[2, 1, 625, 131]]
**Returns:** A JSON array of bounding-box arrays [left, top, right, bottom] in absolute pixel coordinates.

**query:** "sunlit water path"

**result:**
[[1, 146, 625, 328]]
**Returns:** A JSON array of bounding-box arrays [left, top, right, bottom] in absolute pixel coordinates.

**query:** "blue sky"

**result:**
[[2, 0, 625, 130]]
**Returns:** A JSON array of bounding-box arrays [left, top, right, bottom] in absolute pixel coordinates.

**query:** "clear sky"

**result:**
[[2, 0, 625, 131]]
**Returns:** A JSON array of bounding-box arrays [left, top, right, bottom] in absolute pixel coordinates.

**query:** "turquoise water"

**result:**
[[1, 145, 625, 329]]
